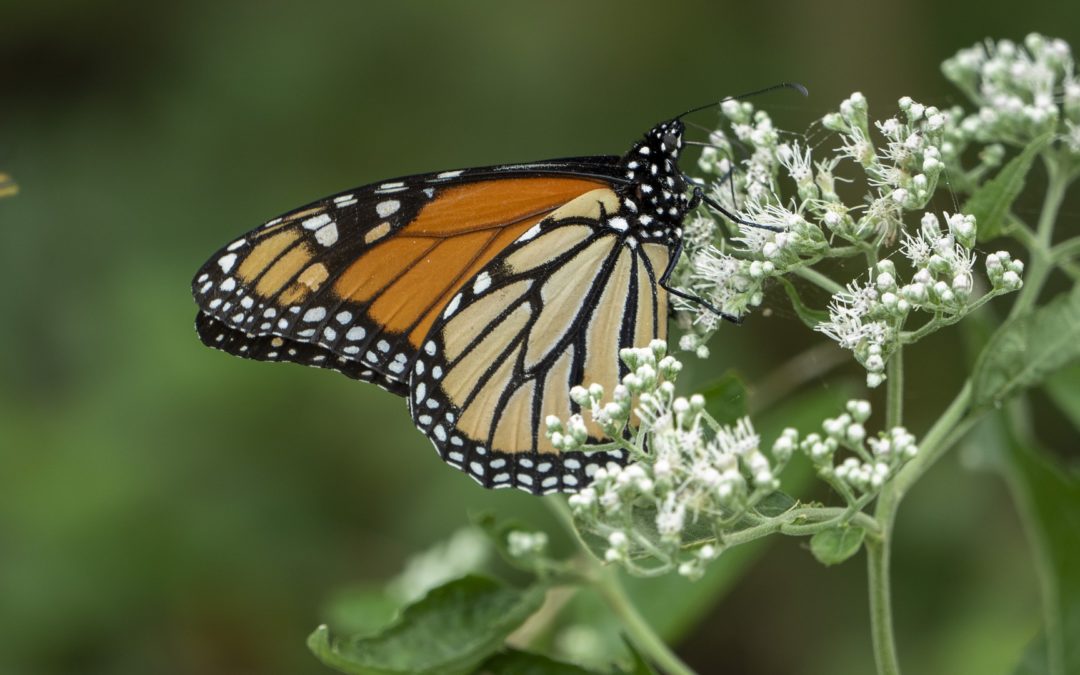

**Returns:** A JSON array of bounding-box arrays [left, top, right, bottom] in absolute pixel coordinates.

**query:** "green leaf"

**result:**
[[478, 649, 605, 674], [321, 584, 402, 639], [700, 371, 748, 424], [809, 525, 866, 566], [1005, 440, 1080, 675], [1042, 361, 1080, 431], [777, 277, 829, 328], [972, 285, 1080, 408], [308, 575, 546, 675], [755, 491, 797, 517], [964, 133, 1051, 241]]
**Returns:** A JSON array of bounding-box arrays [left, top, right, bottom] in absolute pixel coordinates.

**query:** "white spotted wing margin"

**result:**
[[408, 190, 672, 495], [191, 157, 626, 391], [195, 311, 409, 395]]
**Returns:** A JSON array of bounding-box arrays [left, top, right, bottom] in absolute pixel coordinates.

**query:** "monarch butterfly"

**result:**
[[191, 104, 778, 495]]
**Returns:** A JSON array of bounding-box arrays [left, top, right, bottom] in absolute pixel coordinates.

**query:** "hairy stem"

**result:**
[[885, 346, 904, 430], [866, 532, 901, 675]]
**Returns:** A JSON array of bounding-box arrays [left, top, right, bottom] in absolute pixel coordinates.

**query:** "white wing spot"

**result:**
[[323, 327, 337, 341], [346, 326, 366, 341], [608, 217, 629, 232], [315, 223, 339, 246], [375, 200, 400, 218], [414, 382, 426, 404], [302, 213, 332, 230], [442, 293, 462, 318], [434, 425, 447, 441], [425, 341, 436, 356], [335, 311, 352, 324], [377, 339, 390, 352], [436, 170, 463, 179], [298, 328, 316, 338], [472, 272, 491, 294], [226, 239, 246, 251], [470, 462, 484, 476], [220, 277, 236, 292], [303, 307, 326, 322], [519, 223, 542, 241]]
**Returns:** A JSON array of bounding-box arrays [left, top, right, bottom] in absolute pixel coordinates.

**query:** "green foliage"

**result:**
[[965, 134, 1052, 242], [700, 371, 748, 425], [1006, 441, 1080, 675], [308, 576, 545, 675], [972, 284, 1080, 408], [809, 525, 866, 566]]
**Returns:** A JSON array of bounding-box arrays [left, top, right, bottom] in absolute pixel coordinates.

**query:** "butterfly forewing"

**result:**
[[192, 159, 624, 387]]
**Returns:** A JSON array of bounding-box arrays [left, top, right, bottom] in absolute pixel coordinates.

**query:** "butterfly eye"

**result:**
[[662, 131, 679, 150]]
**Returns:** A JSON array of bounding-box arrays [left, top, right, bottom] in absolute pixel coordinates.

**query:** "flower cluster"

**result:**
[[557, 346, 917, 579], [816, 210, 1022, 387], [558, 343, 778, 578], [942, 34, 1078, 152], [777, 400, 918, 497], [674, 90, 961, 347]]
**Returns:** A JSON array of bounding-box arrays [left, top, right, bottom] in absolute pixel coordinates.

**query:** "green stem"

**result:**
[[794, 265, 846, 295], [546, 498, 695, 675], [1008, 158, 1068, 320], [592, 568, 696, 675], [885, 346, 903, 429], [866, 531, 901, 675]]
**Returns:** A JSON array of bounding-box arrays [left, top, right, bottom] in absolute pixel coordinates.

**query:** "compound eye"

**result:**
[[662, 132, 678, 149]]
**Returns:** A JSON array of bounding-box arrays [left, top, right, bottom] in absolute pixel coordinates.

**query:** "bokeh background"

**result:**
[[3, 2, 1078, 674]]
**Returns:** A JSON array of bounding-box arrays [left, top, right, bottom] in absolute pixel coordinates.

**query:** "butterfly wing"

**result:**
[[192, 158, 624, 393], [409, 187, 672, 494]]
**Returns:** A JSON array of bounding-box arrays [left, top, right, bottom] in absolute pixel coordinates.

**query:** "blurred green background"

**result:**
[[3, 2, 1078, 674]]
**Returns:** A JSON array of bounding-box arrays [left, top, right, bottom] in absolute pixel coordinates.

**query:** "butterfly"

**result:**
[[191, 111, 760, 495]]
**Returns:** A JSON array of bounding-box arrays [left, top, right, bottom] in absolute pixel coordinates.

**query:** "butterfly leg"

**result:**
[[658, 238, 742, 324], [690, 185, 783, 233]]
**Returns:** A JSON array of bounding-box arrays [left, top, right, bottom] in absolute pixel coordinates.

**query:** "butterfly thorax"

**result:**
[[616, 119, 690, 246]]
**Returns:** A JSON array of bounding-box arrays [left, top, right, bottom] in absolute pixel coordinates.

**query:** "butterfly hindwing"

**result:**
[[191, 159, 624, 386], [195, 312, 409, 395], [408, 187, 672, 494]]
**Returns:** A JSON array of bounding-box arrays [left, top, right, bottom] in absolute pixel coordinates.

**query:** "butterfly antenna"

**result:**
[[675, 82, 809, 120]]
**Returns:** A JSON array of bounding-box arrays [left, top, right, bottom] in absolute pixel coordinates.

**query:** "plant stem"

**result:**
[[794, 265, 846, 295], [592, 567, 697, 675], [1009, 158, 1069, 319], [885, 346, 903, 429], [866, 532, 901, 675], [546, 498, 696, 675]]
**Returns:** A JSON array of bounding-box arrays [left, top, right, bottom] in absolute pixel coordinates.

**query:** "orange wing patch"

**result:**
[[329, 177, 605, 347]]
